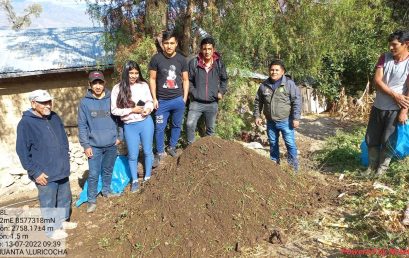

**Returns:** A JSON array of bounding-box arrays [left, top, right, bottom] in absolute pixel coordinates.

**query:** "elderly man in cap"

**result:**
[[78, 71, 123, 213], [16, 89, 77, 240]]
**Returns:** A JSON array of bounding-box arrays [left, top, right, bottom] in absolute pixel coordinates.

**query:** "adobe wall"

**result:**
[[0, 69, 116, 169]]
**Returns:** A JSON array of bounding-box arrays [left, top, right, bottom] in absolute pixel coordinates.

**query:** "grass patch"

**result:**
[[315, 126, 409, 249], [314, 127, 366, 173]]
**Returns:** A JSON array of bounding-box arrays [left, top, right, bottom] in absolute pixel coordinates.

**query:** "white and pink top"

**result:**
[[111, 81, 154, 124]]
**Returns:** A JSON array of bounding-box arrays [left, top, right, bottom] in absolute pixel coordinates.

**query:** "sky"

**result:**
[[0, 0, 99, 29]]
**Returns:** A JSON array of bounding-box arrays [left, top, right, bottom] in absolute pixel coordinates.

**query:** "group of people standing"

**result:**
[[15, 31, 232, 238], [15, 28, 408, 240], [78, 32, 230, 213]]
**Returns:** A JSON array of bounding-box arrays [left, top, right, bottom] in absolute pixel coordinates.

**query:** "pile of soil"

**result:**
[[68, 137, 337, 257]]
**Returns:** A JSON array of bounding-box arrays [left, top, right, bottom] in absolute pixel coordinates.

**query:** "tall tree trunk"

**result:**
[[145, 0, 168, 37], [179, 0, 194, 57]]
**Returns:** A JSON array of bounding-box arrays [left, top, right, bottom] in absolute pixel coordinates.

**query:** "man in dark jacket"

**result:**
[[78, 71, 123, 213], [254, 60, 301, 171], [16, 89, 77, 240], [186, 37, 228, 144]]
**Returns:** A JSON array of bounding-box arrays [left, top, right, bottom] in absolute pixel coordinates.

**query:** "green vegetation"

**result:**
[[85, 0, 408, 139], [314, 127, 366, 173], [314, 128, 409, 249]]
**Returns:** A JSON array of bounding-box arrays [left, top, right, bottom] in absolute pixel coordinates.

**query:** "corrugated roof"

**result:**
[[0, 27, 113, 78]]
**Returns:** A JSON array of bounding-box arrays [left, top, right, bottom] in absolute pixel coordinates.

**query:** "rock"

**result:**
[[269, 229, 286, 244], [244, 142, 264, 149], [0, 187, 10, 197], [0, 173, 15, 188], [75, 157, 85, 165], [73, 151, 84, 159], [70, 162, 79, 173], [78, 163, 89, 172], [21, 175, 32, 185], [27, 181, 37, 190], [69, 142, 75, 151], [8, 167, 26, 176]]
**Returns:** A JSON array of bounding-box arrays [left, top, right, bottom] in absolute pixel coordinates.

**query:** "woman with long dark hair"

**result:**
[[111, 60, 154, 192]]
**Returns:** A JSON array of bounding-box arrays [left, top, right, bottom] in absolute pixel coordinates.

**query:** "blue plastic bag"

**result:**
[[360, 140, 369, 167], [360, 122, 409, 167], [395, 123, 409, 158], [75, 155, 132, 207]]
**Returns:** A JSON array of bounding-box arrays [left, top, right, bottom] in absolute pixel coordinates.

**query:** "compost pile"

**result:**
[[68, 137, 334, 257]]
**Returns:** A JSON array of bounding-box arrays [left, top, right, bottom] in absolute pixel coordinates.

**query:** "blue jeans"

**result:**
[[267, 119, 298, 170], [155, 96, 185, 153], [36, 177, 72, 231], [186, 101, 218, 144], [87, 145, 117, 203], [124, 116, 154, 181]]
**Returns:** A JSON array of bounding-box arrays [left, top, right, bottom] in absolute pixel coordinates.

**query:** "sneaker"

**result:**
[[102, 192, 121, 198], [87, 203, 97, 213], [403, 209, 409, 226], [49, 229, 68, 240], [131, 180, 139, 193], [153, 152, 166, 168], [167, 146, 177, 157], [143, 176, 151, 182], [62, 221, 77, 230]]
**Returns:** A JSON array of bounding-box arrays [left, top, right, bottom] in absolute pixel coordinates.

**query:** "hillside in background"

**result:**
[[0, 0, 97, 29]]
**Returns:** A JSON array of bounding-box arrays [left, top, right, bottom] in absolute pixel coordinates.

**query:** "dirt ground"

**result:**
[[0, 115, 363, 257]]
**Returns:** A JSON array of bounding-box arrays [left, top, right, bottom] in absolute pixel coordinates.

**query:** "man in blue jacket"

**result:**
[[78, 71, 123, 213], [254, 60, 302, 171], [16, 89, 77, 240], [186, 37, 228, 144]]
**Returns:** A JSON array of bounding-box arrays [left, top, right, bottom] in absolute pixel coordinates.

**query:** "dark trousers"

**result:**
[[365, 106, 398, 170], [186, 101, 218, 144]]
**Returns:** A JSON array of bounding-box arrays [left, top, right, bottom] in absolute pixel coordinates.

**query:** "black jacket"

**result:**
[[188, 52, 228, 102]]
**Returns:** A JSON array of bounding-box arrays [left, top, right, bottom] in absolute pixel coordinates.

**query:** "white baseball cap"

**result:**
[[28, 89, 53, 102]]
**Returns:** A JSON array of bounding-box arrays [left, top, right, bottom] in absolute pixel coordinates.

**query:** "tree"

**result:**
[[145, 0, 168, 37], [0, 0, 42, 31], [84, 0, 407, 138]]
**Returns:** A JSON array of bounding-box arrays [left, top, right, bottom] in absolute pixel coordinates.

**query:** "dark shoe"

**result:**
[[102, 192, 121, 198], [131, 180, 139, 193], [153, 152, 166, 168], [167, 146, 177, 157], [87, 203, 97, 213]]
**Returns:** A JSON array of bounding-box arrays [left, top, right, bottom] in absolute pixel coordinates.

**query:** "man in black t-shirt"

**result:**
[[149, 31, 189, 166]]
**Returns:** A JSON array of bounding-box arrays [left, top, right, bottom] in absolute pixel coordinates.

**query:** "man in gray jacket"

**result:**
[[254, 59, 301, 171]]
